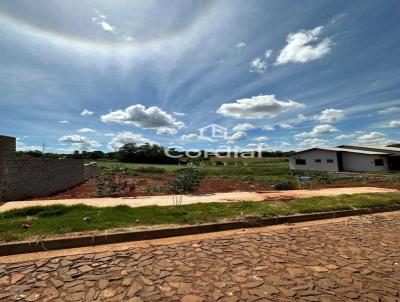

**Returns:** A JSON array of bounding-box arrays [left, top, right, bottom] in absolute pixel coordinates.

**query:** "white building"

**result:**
[[289, 146, 400, 172]]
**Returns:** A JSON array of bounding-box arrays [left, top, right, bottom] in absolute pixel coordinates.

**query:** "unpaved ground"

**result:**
[[36, 177, 273, 200], [0, 211, 399, 301], [37, 173, 400, 200], [0, 187, 396, 212]]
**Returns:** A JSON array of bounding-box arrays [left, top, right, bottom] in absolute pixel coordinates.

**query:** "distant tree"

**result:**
[[388, 143, 400, 148], [117, 143, 180, 164], [16, 150, 43, 158]]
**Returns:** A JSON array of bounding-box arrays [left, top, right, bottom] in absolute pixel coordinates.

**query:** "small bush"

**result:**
[[145, 184, 165, 194], [96, 167, 129, 196], [274, 180, 296, 190], [167, 166, 205, 194]]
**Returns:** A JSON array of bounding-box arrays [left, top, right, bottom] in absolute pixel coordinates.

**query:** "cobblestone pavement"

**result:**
[[0, 213, 399, 302]]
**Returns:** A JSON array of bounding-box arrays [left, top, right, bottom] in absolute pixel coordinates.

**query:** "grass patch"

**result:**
[[1, 192, 399, 242], [92, 160, 181, 172]]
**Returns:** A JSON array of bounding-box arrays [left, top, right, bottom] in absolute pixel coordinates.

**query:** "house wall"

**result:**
[[342, 153, 389, 172], [289, 150, 339, 172], [0, 135, 96, 202]]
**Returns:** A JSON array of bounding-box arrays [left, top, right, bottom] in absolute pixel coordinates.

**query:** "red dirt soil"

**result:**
[[37, 175, 272, 200], [35, 174, 400, 200]]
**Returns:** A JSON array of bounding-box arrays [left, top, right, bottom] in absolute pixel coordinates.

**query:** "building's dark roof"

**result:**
[[291, 147, 389, 156], [338, 145, 400, 154]]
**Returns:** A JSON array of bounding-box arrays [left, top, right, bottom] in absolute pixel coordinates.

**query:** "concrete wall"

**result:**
[[84, 162, 97, 180], [0, 135, 96, 202], [342, 153, 388, 172], [289, 150, 339, 172]]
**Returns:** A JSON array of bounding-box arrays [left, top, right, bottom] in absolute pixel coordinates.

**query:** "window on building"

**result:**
[[374, 159, 384, 166], [327, 159, 334, 163], [315, 159, 321, 163], [295, 159, 306, 165]]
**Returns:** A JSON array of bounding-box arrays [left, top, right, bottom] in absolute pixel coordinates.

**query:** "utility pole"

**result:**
[[42, 142, 45, 154]]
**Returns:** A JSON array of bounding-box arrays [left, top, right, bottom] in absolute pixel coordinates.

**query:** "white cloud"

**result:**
[[236, 42, 246, 48], [107, 131, 156, 150], [317, 108, 345, 123], [232, 123, 254, 132], [254, 136, 268, 142], [262, 125, 275, 131], [294, 124, 338, 140], [388, 120, 400, 128], [173, 112, 186, 116], [249, 57, 267, 73], [335, 133, 358, 140], [92, 14, 115, 33], [157, 127, 178, 135], [311, 124, 339, 135], [356, 131, 394, 146], [275, 26, 332, 65], [227, 131, 247, 142], [81, 109, 94, 116], [101, 104, 185, 130], [296, 113, 309, 123], [265, 50, 273, 58], [217, 95, 304, 119], [78, 128, 96, 133], [58, 120, 69, 124], [16, 138, 43, 152], [59, 135, 101, 150], [104, 133, 115, 137], [334, 131, 394, 146], [298, 138, 327, 148], [246, 143, 268, 150], [280, 142, 293, 151], [181, 133, 203, 141], [279, 123, 294, 129], [278, 114, 310, 129], [378, 107, 400, 114]]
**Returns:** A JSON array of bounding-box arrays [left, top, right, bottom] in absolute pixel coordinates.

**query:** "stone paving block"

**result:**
[[0, 213, 399, 301]]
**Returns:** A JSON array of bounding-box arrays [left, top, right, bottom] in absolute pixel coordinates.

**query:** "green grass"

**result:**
[[201, 161, 293, 184], [1, 192, 399, 242], [209, 157, 288, 164], [91, 159, 293, 184], [92, 160, 182, 172]]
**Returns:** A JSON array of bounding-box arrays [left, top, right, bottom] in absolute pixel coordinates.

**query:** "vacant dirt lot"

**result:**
[[0, 211, 399, 301], [35, 177, 273, 200], [32, 172, 400, 201]]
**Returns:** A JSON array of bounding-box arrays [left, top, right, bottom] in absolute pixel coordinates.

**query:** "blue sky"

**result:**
[[0, 0, 399, 153]]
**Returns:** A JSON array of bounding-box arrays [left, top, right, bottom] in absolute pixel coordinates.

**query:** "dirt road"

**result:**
[[0, 187, 396, 212]]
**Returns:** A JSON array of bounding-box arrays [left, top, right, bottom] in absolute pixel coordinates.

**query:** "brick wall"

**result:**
[[0, 135, 96, 202], [84, 162, 97, 180]]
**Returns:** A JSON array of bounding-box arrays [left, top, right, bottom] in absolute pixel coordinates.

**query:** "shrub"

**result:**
[[96, 167, 129, 196], [167, 166, 205, 194], [274, 180, 296, 190], [145, 184, 165, 194]]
